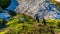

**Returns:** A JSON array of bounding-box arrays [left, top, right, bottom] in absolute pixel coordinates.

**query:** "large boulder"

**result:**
[[16, 0, 57, 19]]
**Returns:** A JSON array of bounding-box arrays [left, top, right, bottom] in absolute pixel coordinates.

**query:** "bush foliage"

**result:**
[[0, 0, 11, 9], [0, 14, 60, 34]]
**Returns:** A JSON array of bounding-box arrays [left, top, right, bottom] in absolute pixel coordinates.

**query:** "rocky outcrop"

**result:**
[[15, 0, 58, 19]]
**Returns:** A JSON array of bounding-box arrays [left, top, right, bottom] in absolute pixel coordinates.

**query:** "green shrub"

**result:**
[[1, 14, 60, 34], [0, 0, 11, 9], [57, 22, 60, 28]]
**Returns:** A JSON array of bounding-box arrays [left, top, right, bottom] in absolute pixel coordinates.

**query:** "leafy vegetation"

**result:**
[[0, 18, 7, 29], [0, 14, 60, 34], [0, 0, 11, 9], [0, 0, 60, 34]]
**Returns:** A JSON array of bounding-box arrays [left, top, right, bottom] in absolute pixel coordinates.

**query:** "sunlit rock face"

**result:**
[[55, 0, 60, 2], [51, 0, 60, 7], [16, 0, 58, 19]]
